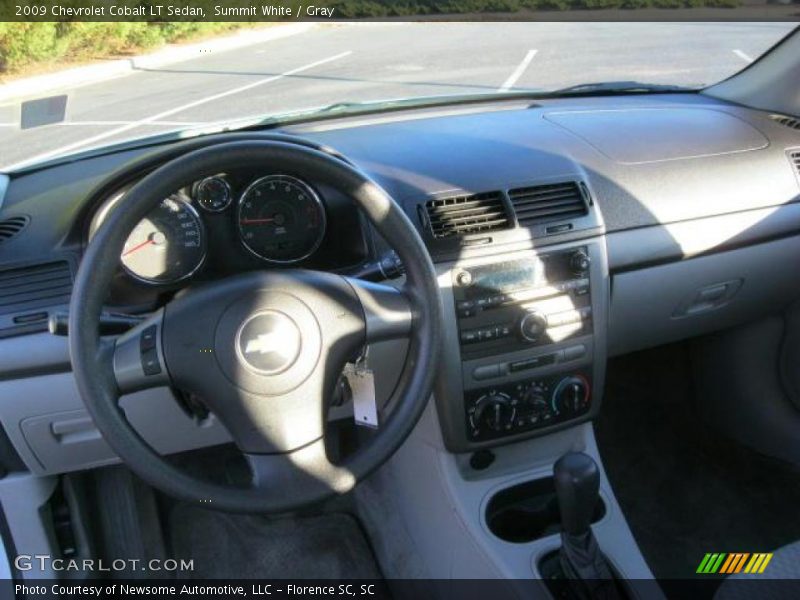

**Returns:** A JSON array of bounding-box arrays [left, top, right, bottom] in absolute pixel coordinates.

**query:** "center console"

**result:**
[[435, 240, 609, 452]]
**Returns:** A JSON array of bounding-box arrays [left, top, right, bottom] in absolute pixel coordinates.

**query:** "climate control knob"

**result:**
[[552, 375, 590, 416], [519, 310, 548, 342], [470, 392, 515, 433]]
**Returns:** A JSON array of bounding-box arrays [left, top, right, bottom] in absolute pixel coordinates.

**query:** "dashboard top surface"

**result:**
[[0, 92, 799, 276]]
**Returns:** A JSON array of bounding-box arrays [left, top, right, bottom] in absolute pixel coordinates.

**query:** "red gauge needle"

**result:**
[[240, 218, 276, 225], [122, 239, 154, 256]]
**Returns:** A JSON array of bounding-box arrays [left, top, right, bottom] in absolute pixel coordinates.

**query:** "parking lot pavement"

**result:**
[[0, 22, 794, 170]]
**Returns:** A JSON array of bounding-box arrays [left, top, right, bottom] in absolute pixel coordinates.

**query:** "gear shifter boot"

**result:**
[[559, 530, 619, 599]]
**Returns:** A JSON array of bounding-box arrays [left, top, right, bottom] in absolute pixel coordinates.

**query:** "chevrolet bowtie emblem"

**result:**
[[236, 311, 301, 374], [244, 332, 283, 355]]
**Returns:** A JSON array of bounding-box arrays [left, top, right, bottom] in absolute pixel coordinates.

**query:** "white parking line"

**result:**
[[498, 49, 538, 93], [732, 49, 754, 63], [6, 51, 352, 170]]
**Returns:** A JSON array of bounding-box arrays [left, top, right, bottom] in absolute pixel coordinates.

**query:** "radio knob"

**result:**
[[519, 311, 548, 342], [570, 250, 591, 274], [471, 393, 515, 432], [454, 269, 473, 287]]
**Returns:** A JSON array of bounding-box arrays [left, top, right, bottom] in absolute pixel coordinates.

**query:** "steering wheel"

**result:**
[[69, 140, 442, 513]]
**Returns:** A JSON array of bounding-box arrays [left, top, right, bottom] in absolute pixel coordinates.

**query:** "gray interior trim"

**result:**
[[0, 474, 57, 579], [609, 235, 800, 356], [0, 332, 71, 381], [607, 204, 800, 272], [0, 371, 230, 475]]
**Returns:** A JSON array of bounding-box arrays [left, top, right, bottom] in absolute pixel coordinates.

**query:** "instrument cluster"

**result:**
[[92, 171, 366, 290]]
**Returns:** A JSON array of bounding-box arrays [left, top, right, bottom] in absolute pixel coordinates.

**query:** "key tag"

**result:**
[[344, 348, 378, 429]]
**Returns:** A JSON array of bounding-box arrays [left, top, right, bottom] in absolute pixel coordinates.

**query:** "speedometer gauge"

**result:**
[[120, 195, 205, 284], [237, 175, 326, 264]]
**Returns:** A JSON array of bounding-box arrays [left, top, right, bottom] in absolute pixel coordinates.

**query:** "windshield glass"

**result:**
[[0, 22, 794, 171]]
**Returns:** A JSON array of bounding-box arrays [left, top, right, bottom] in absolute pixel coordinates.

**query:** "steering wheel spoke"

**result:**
[[346, 278, 413, 344], [245, 438, 355, 495], [112, 308, 171, 394]]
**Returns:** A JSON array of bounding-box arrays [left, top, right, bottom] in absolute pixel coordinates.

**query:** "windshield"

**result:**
[[0, 22, 794, 171]]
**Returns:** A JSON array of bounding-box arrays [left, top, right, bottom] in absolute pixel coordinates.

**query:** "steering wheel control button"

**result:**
[[236, 311, 302, 375], [141, 348, 162, 376], [139, 325, 157, 352]]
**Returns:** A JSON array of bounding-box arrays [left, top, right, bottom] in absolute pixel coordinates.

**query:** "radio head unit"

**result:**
[[452, 247, 592, 360]]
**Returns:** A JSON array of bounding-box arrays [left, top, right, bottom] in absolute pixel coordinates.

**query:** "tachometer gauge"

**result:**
[[194, 175, 232, 212], [237, 175, 326, 264], [120, 195, 205, 284]]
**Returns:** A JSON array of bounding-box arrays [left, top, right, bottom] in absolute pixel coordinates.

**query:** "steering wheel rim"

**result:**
[[69, 140, 442, 513]]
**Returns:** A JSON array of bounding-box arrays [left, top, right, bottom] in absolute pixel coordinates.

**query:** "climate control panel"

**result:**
[[465, 372, 591, 441]]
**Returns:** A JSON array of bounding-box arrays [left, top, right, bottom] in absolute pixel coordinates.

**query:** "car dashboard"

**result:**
[[0, 92, 799, 473]]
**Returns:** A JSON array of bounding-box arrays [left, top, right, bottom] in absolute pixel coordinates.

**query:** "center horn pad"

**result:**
[[215, 291, 322, 396]]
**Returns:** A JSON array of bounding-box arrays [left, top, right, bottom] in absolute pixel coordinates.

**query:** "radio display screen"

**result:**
[[467, 259, 541, 295]]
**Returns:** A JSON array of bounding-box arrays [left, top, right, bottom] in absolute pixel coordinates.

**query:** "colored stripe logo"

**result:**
[[696, 552, 773, 574]]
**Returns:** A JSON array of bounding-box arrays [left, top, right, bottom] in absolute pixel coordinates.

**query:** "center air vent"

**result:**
[[424, 191, 509, 239], [771, 114, 800, 131], [0, 261, 72, 316], [0, 216, 29, 245], [509, 182, 588, 227]]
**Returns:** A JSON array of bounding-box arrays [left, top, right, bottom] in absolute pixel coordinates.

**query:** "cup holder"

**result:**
[[485, 476, 605, 543]]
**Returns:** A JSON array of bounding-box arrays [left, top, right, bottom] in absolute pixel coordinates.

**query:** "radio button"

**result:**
[[563, 345, 587, 361], [473, 365, 501, 380], [461, 330, 479, 344]]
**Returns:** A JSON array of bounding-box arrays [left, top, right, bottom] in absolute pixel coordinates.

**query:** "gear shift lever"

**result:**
[[554, 451, 600, 535], [553, 452, 621, 600]]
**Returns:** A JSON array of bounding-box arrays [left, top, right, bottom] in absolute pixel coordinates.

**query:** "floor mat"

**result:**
[[168, 505, 382, 579], [595, 343, 800, 585]]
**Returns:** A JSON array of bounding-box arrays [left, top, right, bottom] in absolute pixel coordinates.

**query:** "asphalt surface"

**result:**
[[0, 22, 794, 170]]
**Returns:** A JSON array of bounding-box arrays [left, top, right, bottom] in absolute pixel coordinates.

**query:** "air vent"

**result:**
[[0, 216, 29, 245], [771, 114, 800, 131], [0, 261, 72, 316], [789, 150, 800, 177], [424, 191, 509, 239], [509, 182, 588, 227]]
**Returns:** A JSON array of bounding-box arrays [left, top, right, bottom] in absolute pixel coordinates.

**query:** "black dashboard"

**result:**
[[1, 91, 800, 464]]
